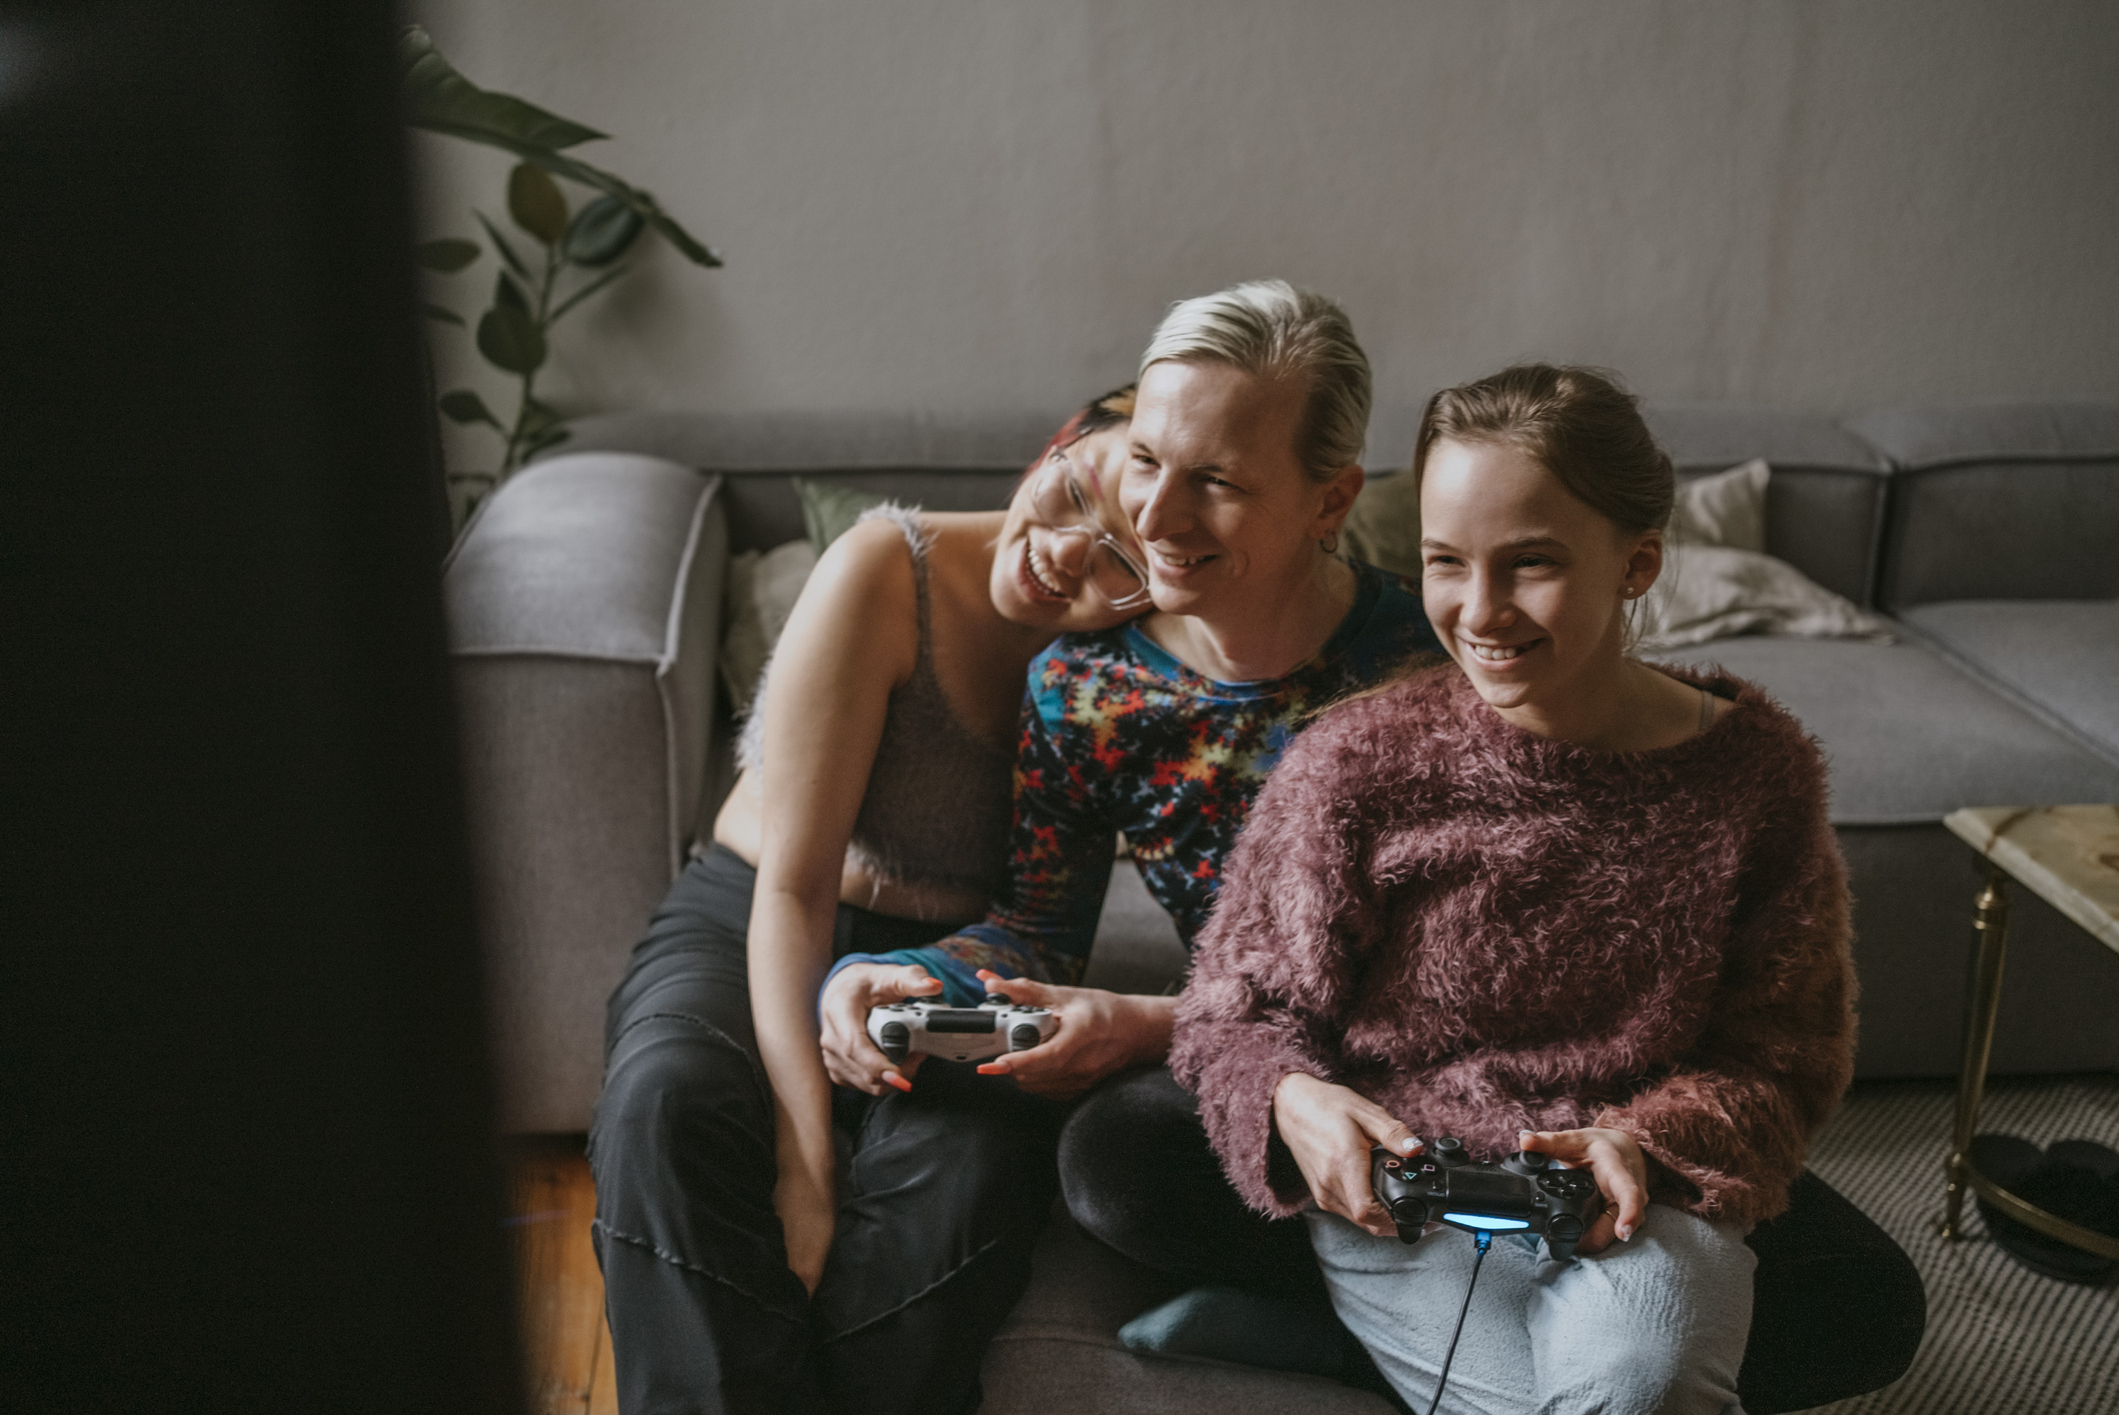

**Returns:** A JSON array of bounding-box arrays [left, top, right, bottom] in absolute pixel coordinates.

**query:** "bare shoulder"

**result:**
[[778, 519, 919, 680]]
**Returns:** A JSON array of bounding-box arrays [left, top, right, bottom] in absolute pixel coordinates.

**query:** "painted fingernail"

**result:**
[[1399, 1136, 1419, 1153], [883, 1071, 912, 1093], [975, 1063, 1006, 1075]]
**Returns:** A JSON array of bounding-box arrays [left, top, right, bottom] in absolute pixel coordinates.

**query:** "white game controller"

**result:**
[[866, 999, 1058, 1064]]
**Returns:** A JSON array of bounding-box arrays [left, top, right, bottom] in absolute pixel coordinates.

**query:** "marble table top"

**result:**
[[1945, 805, 2119, 954]]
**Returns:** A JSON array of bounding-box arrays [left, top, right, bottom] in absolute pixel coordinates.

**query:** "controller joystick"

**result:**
[[866, 998, 1058, 1066], [1502, 1149, 1550, 1177], [1371, 1137, 1606, 1261]]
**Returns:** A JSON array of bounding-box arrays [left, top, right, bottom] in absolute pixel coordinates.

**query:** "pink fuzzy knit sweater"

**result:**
[[1170, 663, 1856, 1229]]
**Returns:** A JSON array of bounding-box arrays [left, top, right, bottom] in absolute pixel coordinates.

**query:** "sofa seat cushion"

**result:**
[[1899, 600, 2119, 766], [981, 1212, 1393, 1415], [1646, 639, 2119, 825]]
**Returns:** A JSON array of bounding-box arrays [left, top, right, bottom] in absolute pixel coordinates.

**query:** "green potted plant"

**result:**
[[402, 27, 718, 517]]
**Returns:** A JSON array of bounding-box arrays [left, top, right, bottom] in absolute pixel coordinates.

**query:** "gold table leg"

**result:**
[[1939, 867, 2011, 1241], [1937, 866, 2119, 1259]]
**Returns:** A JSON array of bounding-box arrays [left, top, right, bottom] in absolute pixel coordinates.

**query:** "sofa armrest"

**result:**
[[445, 453, 726, 1131]]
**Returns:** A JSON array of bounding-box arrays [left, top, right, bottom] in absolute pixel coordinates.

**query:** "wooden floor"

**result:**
[[505, 1135, 616, 1415]]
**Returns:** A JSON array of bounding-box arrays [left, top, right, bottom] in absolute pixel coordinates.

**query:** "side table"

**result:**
[[1937, 804, 2119, 1259]]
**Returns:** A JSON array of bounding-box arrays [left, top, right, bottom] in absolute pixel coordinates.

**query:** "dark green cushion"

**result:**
[[793, 476, 891, 552]]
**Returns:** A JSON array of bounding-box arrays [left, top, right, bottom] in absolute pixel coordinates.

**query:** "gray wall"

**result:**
[[415, 0, 2119, 472]]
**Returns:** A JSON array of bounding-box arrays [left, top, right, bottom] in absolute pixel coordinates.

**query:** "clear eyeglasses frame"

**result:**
[[1026, 449, 1154, 610]]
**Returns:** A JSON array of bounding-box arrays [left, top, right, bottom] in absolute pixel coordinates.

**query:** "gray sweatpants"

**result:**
[[1306, 1203, 1754, 1415]]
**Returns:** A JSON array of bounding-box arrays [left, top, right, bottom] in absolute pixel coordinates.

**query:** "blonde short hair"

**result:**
[[1140, 279, 1371, 482]]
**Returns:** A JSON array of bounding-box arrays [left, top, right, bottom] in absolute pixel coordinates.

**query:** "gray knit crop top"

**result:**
[[737, 505, 1016, 906]]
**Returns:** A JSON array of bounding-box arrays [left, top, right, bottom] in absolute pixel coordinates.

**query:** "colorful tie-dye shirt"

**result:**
[[828, 561, 1440, 1005]]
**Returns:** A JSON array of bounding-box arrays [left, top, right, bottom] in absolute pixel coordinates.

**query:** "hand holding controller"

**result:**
[[867, 999, 1057, 1066], [1370, 1137, 1606, 1261]]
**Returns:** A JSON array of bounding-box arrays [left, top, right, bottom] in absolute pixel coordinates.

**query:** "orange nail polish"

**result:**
[[975, 1063, 1005, 1075], [883, 1072, 912, 1093]]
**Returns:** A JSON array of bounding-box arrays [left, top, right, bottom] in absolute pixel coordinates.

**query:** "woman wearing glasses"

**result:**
[[590, 388, 1151, 1415]]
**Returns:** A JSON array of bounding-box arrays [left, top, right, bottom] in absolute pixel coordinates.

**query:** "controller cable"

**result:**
[[1423, 1228, 1492, 1415]]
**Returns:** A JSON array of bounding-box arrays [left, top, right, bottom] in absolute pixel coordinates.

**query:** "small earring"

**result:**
[[1320, 531, 1340, 555]]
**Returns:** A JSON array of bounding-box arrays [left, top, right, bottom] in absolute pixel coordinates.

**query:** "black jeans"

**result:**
[[1059, 1068, 1925, 1415], [588, 846, 1062, 1415]]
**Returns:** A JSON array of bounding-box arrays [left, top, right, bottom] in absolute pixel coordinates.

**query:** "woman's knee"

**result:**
[[592, 1017, 770, 1187], [1061, 1068, 1202, 1184], [1058, 1068, 1225, 1258], [1531, 1213, 1753, 1415]]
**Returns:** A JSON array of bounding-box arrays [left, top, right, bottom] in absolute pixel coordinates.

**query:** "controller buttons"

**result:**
[[1432, 1136, 1469, 1167]]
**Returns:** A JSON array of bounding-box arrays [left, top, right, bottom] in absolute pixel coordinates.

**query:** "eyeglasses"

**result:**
[[1027, 450, 1153, 610]]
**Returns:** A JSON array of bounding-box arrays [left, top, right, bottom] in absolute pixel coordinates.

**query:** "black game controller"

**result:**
[[1370, 1137, 1607, 1261]]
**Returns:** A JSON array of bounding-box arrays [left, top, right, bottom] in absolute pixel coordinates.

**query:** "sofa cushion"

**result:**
[[981, 1212, 1393, 1415], [1645, 638, 2119, 825], [445, 454, 728, 1131], [1848, 403, 2119, 609], [559, 409, 1042, 552], [1650, 405, 1890, 607], [1082, 860, 1190, 996], [448, 453, 721, 662], [1899, 601, 2119, 766]]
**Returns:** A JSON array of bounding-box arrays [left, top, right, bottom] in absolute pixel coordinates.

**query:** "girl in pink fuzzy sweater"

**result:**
[[1172, 365, 1857, 1415]]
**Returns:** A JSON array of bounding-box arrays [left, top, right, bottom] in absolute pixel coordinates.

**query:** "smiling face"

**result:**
[[1419, 436, 1664, 714], [988, 425, 1148, 633], [1121, 359, 1360, 625]]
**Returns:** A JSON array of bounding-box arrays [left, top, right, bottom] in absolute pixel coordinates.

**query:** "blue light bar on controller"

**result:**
[[1443, 1212, 1531, 1230]]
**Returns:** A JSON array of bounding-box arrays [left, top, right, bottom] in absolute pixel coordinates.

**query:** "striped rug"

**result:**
[[1801, 1076, 2119, 1414]]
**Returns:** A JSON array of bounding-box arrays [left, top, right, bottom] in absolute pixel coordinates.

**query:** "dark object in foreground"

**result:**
[[3, 5, 521, 1411]]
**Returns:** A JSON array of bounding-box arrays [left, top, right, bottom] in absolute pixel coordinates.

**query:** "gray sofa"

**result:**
[[443, 400, 2119, 1412]]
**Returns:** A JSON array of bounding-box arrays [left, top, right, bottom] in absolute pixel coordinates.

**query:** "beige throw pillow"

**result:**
[[1669, 458, 1768, 552], [1643, 458, 1892, 648], [1641, 544, 1894, 650], [721, 537, 819, 713]]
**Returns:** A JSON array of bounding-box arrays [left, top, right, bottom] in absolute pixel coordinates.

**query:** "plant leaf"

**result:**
[[548, 261, 630, 323], [519, 152, 721, 268], [562, 195, 644, 267], [494, 269, 530, 314], [438, 389, 504, 427], [415, 237, 481, 273], [477, 304, 547, 374], [422, 303, 465, 326], [400, 27, 605, 150], [474, 211, 531, 279], [400, 27, 719, 268], [508, 163, 569, 245]]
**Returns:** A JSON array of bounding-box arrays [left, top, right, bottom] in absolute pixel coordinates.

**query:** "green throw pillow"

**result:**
[[1341, 469, 1422, 578], [793, 477, 891, 553]]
